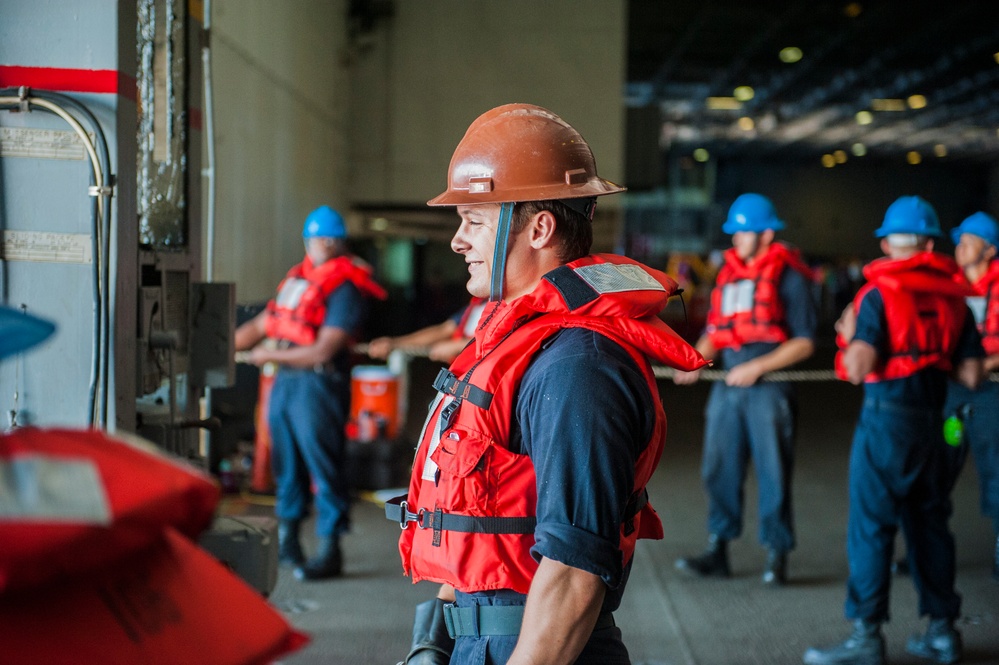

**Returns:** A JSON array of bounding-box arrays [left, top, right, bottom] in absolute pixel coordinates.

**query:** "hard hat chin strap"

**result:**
[[490, 202, 515, 302]]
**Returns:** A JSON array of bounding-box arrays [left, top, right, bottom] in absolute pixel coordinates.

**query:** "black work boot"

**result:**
[[762, 549, 787, 586], [294, 537, 343, 581], [278, 519, 305, 566], [675, 535, 730, 578], [906, 618, 962, 664], [802, 619, 885, 665]]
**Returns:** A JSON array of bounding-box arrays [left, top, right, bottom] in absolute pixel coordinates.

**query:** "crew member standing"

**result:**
[[674, 193, 817, 586], [389, 103, 706, 665], [235, 205, 386, 581], [804, 196, 983, 665], [947, 211, 999, 581]]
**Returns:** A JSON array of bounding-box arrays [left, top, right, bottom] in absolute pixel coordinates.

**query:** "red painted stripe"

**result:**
[[0, 65, 137, 101], [189, 107, 202, 131]]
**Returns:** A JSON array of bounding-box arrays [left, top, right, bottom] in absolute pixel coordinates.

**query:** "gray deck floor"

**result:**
[[243, 369, 999, 665]]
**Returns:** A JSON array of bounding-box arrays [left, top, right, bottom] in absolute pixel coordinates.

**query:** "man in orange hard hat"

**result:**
[[388, 104, 706, 665]]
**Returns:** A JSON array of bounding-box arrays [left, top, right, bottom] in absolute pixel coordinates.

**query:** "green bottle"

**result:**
[[943, 415, 964, 447]]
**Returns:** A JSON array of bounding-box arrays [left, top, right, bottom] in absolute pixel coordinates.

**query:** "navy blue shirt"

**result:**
[[853, 287, 983, 407], [718, 265, 818, 370], [509, 327, 655, 612], [322, 281, 367, 374]]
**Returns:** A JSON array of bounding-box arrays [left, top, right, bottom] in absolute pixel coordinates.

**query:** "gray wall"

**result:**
[[207, 0, 627, 303]]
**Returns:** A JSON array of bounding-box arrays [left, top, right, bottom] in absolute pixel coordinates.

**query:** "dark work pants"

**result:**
[[945, 380, 999, 531], [702, 381, 797, 552], [845, 398, 961, 623], [268, 368, 350, 539]]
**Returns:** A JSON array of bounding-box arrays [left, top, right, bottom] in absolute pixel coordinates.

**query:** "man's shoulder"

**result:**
[[525, 327, 641, 379]]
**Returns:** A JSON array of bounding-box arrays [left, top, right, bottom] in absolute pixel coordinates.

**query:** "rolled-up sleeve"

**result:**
[[517, 328, 653, 589]]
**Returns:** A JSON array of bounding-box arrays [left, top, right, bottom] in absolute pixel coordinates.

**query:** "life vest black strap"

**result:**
[[386, 495, 536, 544], [433, 368, 494, 410], [544, 265, 600, 310]]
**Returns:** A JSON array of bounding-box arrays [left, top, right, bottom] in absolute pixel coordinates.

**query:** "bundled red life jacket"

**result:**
[[968, 260, 999, 356], [706, 242, 813, 351], [264, 254, 387, 346], [396, 254, 707, 594], [0, 428, 219, 594], [835, 252, 973, 382]]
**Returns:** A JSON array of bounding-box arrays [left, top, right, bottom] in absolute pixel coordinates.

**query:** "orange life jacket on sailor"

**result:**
[[967, 260, 999, 356], [706, 242, 813, 351], [264, 255, 386, 346], [395, 254, 707, 594], [835, 251, 973, 382]]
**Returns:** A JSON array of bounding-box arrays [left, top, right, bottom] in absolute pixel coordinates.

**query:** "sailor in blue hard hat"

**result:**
[[947, 210, 999, 584]]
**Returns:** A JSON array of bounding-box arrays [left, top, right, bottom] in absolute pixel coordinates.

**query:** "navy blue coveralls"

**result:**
[[449, 327, 654, 665], [944, 379, 999, 532], [845, 289, 982, 623], [702, 267, 817, 553], [268, 282, 366, 541]]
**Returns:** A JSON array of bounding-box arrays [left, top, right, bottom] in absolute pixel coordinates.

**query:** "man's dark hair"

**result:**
[[512, 200, 593, 263]]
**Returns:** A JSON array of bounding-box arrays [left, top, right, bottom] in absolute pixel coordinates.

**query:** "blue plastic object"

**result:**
[[950, 211, 999, 247], [874, 196, 941, 238], [302, 206, 347, 239], [721, 193, 785, 234]]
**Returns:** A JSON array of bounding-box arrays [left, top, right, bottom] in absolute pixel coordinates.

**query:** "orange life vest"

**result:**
[[835, 252, 973, 382], [264, 254, 387, 346], [968, 260, 999, 356], [396, 254, 706, 594], [706, 242, 813, 351]]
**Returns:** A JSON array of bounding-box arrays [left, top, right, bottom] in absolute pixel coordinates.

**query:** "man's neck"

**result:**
[[964, 260, 990, 284]]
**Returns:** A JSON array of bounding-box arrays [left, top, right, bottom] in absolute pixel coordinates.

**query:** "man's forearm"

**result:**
[[507, 557, 605, 665]]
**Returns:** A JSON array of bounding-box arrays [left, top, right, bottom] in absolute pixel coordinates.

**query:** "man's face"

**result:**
[[451, 204, 501, 299], [305, 237, 340, 265], [732, 230, 761, 261], [955, 233, 993, 270]]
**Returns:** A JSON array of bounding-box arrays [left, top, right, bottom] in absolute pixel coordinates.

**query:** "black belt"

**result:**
[[443, 603, 615, 638]]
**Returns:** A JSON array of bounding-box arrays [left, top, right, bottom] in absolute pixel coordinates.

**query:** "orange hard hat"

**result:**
[[428, 103, 625, 207]]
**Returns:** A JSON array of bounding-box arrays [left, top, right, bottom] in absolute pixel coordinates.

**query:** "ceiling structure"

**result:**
[[627, 0, 999, 164]]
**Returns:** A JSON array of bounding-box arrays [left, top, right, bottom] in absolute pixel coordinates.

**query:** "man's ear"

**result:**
[[986, 244, 997, 262], [528, 210, 557, 249]]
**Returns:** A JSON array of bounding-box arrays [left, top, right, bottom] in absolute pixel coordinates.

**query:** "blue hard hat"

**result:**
[[874, 196, 941, 238], [950, 211, 999, 247], [302, 206, 347, 239], [721, 193, 785, 234], [0, 305, 56, 361]]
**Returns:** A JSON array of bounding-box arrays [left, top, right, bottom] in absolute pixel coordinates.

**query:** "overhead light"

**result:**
[[821, 154, 836, 168], [844, 3, 863, 18], [994, 52, 999, 64], [934, 144, 948, 157], [851, 143, 867, 157], [834, 150, 848, 164], [733, 86, 755, 102], [371, 217, 389, 232], [907, 94, 928, 109], [737, 117, 755, 131], [871, 99, 907, 112], [907, 151, 922, 165], [693, 148, 710, 162], [779, 47, 803, 64], [856, 111, 874, 125], [707, 97, 742, 110]]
